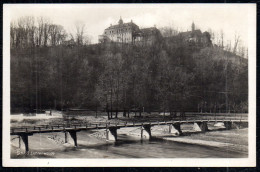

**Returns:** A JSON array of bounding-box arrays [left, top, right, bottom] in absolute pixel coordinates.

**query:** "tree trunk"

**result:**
[[95, 104, 98, 118], [110, 111, 113, 119], [110, 86, 113, 119], [107, 110, 110, 119], [115, 109, 118, 118], [173, 111, 177, 118], [123, 109, 126, 117], [107, 109, 110, 120]]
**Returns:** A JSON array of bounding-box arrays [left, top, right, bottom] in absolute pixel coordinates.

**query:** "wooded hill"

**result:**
[[11, 37, 248, 115]]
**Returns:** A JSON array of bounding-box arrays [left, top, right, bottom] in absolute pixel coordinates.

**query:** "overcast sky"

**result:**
[[6, 4, 255, 46]]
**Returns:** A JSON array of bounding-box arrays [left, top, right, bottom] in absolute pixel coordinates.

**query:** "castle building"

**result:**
[[98, 17, 162, 44], [178, 22, 212, 46]]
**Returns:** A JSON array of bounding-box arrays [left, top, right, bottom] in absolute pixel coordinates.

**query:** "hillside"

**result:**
[[11, 40, 248, 114]]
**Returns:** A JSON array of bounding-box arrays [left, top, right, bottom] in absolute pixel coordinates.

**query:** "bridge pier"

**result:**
[[224, 121, 232, 130], [68, 131, 77, 147], [238, 121, 248, 129], [193, 122, 209, 132], [224, 121, 246, 130], [231, 122, 240, 129], [171, 123, 183, 135], [106, 127, 118, 141], [64, 131, 68, 143], [19, 133, 32, 153], [141, 125, 152, 139], [18, 136, 21, 148]]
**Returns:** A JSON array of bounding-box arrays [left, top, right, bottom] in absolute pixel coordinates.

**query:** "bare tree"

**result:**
[[10, 21, 16, 48], [159, 26, 179, 37], [16, 17, 27, 47], [49, 24, 67, 46], [238, 45, 245, 58], [36, 17, 44, 46], [225, 40, 232, 52], [11, 16, 36, 48], [83, 35, 92, 45], [233, 33, 240, 54], [43, 19, 51, 46], [36, 17, 51, 46], [246, 47, 248, 59], [25, 16, 36, 47], [207, 29, 215, 45], [220, 30, 224, 48], [75, 21, 86, 46]]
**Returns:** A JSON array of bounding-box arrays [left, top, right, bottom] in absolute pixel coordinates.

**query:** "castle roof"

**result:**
[[105, 22, 139, 30], [132, 27, 161, 37], [179, 29, 202, 38], [140, 27, 159, 35]]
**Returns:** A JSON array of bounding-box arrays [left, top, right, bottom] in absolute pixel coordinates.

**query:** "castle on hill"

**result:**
[[177, 22, 212, 46], [98, 17, 162, 45], [98, 17, 212, 47]]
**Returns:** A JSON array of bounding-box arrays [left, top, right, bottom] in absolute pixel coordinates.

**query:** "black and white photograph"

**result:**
[[2, 4, 256, 167]]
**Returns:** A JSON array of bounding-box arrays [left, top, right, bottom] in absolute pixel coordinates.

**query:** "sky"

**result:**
[[5, 4, 255, 46]]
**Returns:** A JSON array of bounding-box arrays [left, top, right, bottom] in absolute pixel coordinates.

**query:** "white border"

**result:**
[[2, 4, 256, 167]]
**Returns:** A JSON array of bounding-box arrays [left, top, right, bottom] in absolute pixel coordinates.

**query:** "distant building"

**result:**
[[178, 22, 212, 46], [99, 19, 211, 47], [134, 27, 162, 45], [98, 17, 162, 45], [63, 38, 76, 47]]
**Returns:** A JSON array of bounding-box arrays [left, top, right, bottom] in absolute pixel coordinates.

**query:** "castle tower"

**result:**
[[118, 16, 123, 25], [192, 22, 195, 31]]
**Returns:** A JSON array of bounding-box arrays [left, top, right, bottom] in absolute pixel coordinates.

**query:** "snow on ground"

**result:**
[[10, 111, 248, 158]]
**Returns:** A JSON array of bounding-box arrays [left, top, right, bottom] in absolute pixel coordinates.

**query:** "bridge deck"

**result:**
[[10, 119, 248, 135]]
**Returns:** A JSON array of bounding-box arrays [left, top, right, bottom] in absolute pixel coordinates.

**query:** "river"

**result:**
[[11, 128, 248, 159]]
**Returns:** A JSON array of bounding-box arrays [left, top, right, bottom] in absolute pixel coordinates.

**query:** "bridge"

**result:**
[[11, 118, 248, 153]]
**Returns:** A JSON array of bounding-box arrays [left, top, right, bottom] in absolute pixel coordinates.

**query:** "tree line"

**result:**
[[10, 16, 90, 48], [10, 17, 248, 118]]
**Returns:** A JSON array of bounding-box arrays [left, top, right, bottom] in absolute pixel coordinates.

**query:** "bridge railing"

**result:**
[[10, 116, 248, 134]]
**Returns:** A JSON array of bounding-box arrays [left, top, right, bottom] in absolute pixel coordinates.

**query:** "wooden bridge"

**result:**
[[11, 118, 248, 153]]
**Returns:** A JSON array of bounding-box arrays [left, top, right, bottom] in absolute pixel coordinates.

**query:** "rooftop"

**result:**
[[105, 22, 138, 30], [140, 27, 159, 35], [178, 29, 202, 37], [105, 17, 139, 30]]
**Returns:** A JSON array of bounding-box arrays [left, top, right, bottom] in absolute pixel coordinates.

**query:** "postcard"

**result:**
[[2, 3, 256, 167]]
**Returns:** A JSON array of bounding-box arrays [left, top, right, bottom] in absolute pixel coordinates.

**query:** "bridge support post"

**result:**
[[106, 127, 118, 141], [18, 136, 21, 148], [172, 123, 183, 135], [193, 122, 209, 132], [68, 131, 77, 147], [224, 121, 244, 130], [224, 121, 232, 130], [237, 121, 248, 129], [169, 124, 172, 133], [20, 134, 29, 153], [65, 131, 68, 143], [232, 122, 240, 129], [141, 125, 152, 139]]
